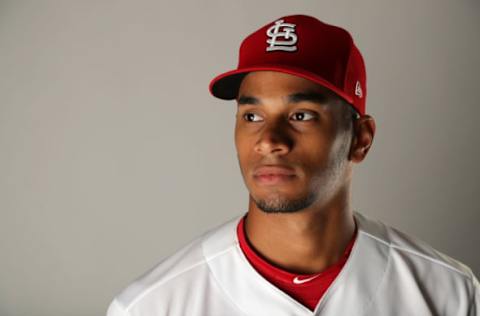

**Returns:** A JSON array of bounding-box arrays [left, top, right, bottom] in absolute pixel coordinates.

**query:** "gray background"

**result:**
[[0, 0, 479, 315]]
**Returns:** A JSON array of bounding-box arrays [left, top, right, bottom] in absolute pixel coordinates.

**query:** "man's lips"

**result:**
[[253, 165, 296, 185], [253, 165, 296, 177]]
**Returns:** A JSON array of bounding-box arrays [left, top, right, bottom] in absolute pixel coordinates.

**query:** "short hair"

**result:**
[[331, 98, 360, 134], [328, 98, 360, 160]]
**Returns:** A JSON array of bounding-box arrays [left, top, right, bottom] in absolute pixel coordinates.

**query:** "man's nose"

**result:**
[[253, 119, 293, 156]]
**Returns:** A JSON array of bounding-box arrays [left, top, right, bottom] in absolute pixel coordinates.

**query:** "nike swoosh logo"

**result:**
[[293, 274, 321, 284]]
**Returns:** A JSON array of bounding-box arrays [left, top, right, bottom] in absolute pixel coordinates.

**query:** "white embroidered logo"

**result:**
[[355, 81, 363, 98], [266, 19, 298, 52], [292, 274, 321, 285]]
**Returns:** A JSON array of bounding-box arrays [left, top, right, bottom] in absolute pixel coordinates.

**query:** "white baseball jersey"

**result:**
[[107, 211, 479, 316]]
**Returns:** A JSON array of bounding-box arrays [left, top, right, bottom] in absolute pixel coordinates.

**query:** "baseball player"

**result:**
[[107, 14, 479, 315]]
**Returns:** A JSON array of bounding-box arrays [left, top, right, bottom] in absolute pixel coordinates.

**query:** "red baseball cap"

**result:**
[[209, 14, 367, 115]]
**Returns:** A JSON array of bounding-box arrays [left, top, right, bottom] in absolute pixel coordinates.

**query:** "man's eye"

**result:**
[[243, 113, 263, 122], [291, 111, 316, 121], [242, 111, 316, 122]]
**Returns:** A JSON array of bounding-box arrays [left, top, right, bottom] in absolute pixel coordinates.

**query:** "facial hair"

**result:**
[[250, 189, 317, 213]]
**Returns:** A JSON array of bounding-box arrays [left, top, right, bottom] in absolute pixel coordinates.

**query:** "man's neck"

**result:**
[[244, 187, 356, 275]]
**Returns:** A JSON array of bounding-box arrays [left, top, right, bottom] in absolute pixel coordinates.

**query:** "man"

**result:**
[[107, 14, 479, 315]]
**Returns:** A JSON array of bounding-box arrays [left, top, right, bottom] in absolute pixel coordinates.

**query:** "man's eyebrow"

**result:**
[[236, 91, 330, 106], [237, 95, 260, 106], [287, 92, 329, 105]]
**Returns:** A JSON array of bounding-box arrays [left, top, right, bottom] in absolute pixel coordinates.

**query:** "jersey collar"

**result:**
[[202, 211, 390, 316]]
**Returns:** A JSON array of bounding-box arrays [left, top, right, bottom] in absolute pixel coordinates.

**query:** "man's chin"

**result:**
[[252, 193, 315, 214]]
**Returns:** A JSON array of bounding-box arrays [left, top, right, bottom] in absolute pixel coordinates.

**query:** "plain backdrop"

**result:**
[[0, 1, 479, 315]]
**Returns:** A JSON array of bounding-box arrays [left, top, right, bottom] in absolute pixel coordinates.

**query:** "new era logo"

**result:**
[[355, 81, 363, 98]]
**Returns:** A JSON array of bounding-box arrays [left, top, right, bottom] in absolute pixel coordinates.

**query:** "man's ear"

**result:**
[[349, 115, 376, 163]]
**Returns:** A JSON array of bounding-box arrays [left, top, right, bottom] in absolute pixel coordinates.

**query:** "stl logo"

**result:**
[[266, 19, 298, 52]]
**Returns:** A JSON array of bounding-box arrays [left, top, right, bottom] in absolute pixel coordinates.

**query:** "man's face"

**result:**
[[234, 71, 353, 214]]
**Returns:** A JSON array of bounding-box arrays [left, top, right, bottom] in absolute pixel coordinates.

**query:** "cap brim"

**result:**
[[208, 65, 354, 105]]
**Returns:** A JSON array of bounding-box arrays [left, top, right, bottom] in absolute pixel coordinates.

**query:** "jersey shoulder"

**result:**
[[355, 211, 477, 281], [108, 214, 242, 314]]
